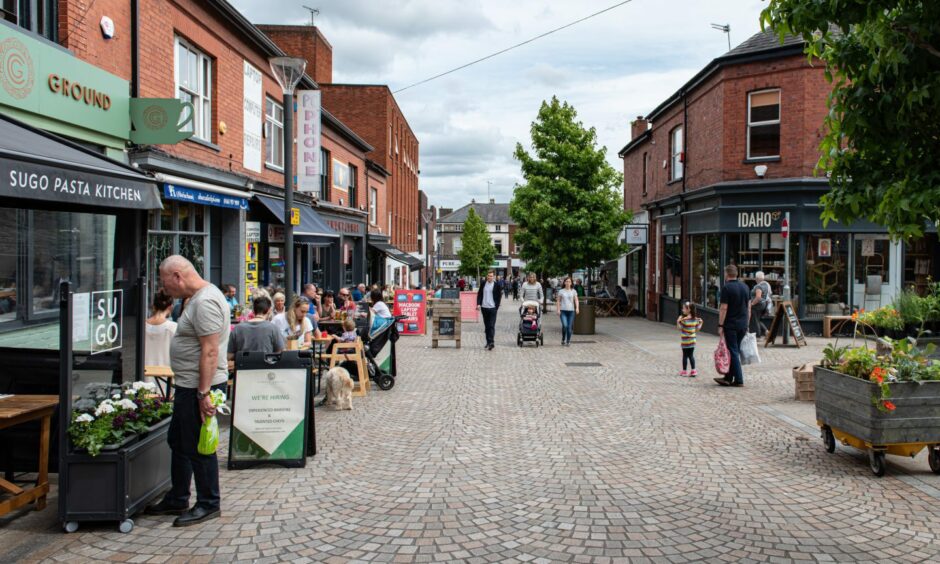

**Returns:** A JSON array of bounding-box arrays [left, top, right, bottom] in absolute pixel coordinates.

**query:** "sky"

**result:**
[[230, 0, 769, 210]]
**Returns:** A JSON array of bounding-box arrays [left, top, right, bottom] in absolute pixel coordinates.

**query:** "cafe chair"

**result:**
[[325, 338, 370, 397]]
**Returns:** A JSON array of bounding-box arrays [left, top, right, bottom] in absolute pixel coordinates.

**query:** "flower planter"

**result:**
[[60, 417, 171, 533], [814, 366, 940, 445]]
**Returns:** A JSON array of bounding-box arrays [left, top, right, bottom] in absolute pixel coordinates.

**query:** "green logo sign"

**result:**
[[129, 98, 194, 144], [0, 37, 34, 99]]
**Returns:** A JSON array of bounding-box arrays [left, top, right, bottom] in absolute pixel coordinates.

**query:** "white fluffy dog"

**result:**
[[324, 366, 354, 410]]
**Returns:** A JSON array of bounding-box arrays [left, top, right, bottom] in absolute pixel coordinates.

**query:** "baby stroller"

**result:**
[[333, 311, 405, 391], [517, 300, 544, 347]]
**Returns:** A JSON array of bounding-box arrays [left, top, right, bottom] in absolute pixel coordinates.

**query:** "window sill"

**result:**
[[667, 178, 683, 186], [265, 163, 284, 173], [186, 137, 221, 152], [743, 156, 780, 164]]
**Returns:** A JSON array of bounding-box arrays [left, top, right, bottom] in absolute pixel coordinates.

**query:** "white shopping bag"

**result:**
[[740, 332, 761, 365]]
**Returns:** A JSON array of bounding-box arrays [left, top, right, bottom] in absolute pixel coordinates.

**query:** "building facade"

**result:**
[[620, 30, 939, 332], [436, 200, 524, 281]]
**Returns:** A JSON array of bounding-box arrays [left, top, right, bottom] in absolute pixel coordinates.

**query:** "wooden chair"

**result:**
[[325, 338, 370, 397]]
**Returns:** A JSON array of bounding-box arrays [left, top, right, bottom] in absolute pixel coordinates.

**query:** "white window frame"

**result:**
[[670, 126, 683, 181], [264, 97, 284, 169], [174, 36, 212, 141], [453, 237, 462, 253], [369, 187, 378, 225], [747, 88, 781, 160]]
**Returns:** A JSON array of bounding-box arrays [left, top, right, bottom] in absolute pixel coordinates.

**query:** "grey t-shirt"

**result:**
[[520, 282, 543, 302], [557, 288, 578, 311], [170, 284, 230, 388], [228, 320, 284, 355]]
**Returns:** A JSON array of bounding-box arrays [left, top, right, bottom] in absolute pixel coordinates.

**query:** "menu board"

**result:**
[[393, 289, 427, 335]]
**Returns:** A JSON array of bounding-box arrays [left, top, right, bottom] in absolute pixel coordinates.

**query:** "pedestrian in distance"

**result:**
[[715, 264, 750, 387], [556, 277, 580, 346], [520, 272, 544, 303], [677, 301, 703, 377], [511, 276, 520, 301], [228, 295, 284, 359], [749, 271, 772, 338], [147, 255, 230, 527], [476, 270, 503, 350]]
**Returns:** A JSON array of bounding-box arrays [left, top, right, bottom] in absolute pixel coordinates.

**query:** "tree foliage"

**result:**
[[761, 1, 940, 239], [510, 97, 631, 276], [457, 207, 496, 278]]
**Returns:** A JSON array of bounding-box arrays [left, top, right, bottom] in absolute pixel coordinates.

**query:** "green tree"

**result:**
[[457, 207, 496, 279], [510, 96, 631, 276], [761, 1, 940, 239]]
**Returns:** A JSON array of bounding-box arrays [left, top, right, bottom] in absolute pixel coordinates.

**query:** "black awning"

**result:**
[[0, 113, 161, 210], [253, 194, 339, 240], [369, 241, 423, 268]]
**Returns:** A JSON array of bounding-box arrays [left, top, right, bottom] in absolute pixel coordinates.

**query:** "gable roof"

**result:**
[[438, 202, 512, 224]]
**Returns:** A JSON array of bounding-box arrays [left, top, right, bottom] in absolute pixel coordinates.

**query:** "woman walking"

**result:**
[[520, 272, 544, 303], [556, 277, 579, 346]]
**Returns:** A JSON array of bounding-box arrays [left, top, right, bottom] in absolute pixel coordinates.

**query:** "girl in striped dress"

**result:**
[[677, 301, 703, 377]]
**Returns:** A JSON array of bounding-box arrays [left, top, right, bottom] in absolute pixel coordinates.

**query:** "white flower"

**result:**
[[132, 381, 157, 392], [125, 388, 136, 396], [75, 413, 95, 423], [94, 403, 116, 416], [100, 398, 114, 405], [112, 394, 121, 400], [116, 399, 137, 411]]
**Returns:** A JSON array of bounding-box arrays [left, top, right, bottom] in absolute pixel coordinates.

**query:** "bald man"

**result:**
[[146, 255, 230, 527]]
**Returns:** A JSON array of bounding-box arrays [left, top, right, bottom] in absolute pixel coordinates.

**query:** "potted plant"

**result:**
[[61, 381, 173, 533], [860, 307, 904, 338]]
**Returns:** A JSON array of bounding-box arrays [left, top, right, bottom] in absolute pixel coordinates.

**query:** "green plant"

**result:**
[[457, 208, 496, 279], [821, 343, 849, 368], [860, 307, 904, 331], [838, 346, 877, 380], [830, 339, 940, 413], [68, 381, 173, 456], [894, 288, 929, 331]]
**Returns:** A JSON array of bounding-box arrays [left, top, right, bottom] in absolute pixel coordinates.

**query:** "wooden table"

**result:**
[[0, 395, 58, 515], [593, 297, 620, 317], [823, 315, 854, 338], [144, 365, 174, 399], [318, 319, 345, 336]]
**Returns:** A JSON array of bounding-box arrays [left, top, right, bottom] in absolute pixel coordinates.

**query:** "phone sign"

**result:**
[[91, 289, 123, 354]]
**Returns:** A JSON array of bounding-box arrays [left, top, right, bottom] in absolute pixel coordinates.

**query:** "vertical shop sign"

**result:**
[[296, 90, 321, 192], [91, 290, 122, 354], [393, 289, 427, 335], [243, 61, 263, 172]]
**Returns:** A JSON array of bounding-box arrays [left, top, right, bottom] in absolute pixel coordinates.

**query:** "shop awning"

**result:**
[[0, 114, 162, 210], [253, 194, 339, 241], [369, 241, 424, 268]]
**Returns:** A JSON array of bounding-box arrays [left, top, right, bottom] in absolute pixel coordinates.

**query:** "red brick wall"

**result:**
[[365, 169, 388, 237], [59, 0, 132, 80], [320, 123, 367, 211], [257, 25, 332, 85]]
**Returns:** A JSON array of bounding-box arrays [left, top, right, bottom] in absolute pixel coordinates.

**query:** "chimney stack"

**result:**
[[489, 198, 495, 204], [631, 116, 649, 140], [258, 25, 333, 84]]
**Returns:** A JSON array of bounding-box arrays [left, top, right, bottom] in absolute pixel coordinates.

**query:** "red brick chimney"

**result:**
[[631, 116, 649, 140], [258, 25, 333, 84]]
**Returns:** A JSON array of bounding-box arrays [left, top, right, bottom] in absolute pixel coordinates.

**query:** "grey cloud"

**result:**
[[525, 62, 568, 86]]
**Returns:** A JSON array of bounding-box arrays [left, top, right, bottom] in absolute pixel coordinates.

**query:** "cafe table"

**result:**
[[0, 395, 59, 515]]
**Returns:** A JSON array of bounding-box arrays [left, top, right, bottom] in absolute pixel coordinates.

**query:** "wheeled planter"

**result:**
[[814, 366, 940, 476]]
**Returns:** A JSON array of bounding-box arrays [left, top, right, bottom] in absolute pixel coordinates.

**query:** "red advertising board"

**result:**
[[393, 289, 427, 335], [460, 291, 479, 322]]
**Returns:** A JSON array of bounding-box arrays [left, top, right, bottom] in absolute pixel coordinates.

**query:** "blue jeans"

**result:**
[[559, 310, 575, 343], [724, 327, 746, 385]]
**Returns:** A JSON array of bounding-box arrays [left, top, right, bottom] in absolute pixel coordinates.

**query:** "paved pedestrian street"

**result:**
[[4, 302, 940, 563]]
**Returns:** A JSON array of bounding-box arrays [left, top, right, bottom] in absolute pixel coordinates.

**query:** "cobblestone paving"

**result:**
[[5, 302, 940, 562]]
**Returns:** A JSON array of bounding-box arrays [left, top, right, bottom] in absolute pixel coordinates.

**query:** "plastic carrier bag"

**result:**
[[740, 332, 762, 365], [197, 389, 229, 455]]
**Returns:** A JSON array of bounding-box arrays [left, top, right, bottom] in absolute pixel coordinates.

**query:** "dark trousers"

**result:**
[[164, 383, 226, 511], [724, 327, 746, 385], [481, 307, 497, 346], [750, 304, 768, 337], [682, 347, 695, 370]]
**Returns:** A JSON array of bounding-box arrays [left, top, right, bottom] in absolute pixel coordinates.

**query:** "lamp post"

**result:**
[[269, 56, 307, 304]]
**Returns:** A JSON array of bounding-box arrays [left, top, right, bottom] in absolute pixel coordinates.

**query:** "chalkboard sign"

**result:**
[[440, 287, 460, 300], [765, 301, 806, 348], [438, 317, 455, 336]]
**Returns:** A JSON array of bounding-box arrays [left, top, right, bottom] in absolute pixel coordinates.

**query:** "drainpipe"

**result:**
[[680, 90, 688, 301], [130, 0, 139, 99]]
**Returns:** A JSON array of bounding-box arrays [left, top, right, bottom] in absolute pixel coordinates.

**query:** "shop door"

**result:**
[[851, 236, 900, 311]]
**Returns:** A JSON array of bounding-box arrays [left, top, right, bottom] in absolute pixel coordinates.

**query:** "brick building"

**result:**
[[436, 200, 523, 281], [619, 30, 939, 333]]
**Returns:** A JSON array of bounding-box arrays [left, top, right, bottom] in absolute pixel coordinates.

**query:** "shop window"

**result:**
[[0, 207, 115, 334], [2, 0, 56, 41], [904, 234, 938, 296], [642, 152, 648, 195], [264, 98, 284, 169], [662, 235, 682, 299], [728, 232, 799, 309], [320, 149, 330, 201], [852, 236, 894, 311], [348, 164, 358, 208], [690, 234, 721, 309], [147, 202, 208, 300], [805, 234, 849, 318], [670, 127, 683, 181], [332, 159, 348, 193], [175, 37, 213, 141], [369, 188, 378, 225], [453, 238, 462, 254], [747, 89, 781, 159], [493, 239, 503, 255]]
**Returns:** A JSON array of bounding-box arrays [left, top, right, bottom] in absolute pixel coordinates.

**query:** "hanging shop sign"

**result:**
[[268, 224, 285, 243], [0, 24, 129, 139], [296, 90, 321, 193], [324, 217, 364, 235], [719, 209, 785, 232], [393, 289, 427, 335], [245, 221, 261, 243], [242, 61, 263, 173], [129, 98, 194, 145], [163, 184, 248, 210], [625, 225, 648, 245], [440, 260, 460, 270]]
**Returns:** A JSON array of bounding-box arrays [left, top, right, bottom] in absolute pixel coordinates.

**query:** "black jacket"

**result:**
[[476, 279, 504, 309]]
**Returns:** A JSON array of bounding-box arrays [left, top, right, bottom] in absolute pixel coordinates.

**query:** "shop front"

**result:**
[[318, 207, 369, 291], [649, 183, 937, 333], [369, 239, 422, 288]]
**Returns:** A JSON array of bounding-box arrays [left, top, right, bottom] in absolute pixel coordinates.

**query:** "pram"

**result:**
[[330, 309, 405, 391], [517, 300, 544, 347]]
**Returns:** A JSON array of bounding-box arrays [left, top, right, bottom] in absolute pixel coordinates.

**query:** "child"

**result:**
[[339, 317, 358, 343], [523, 305, 538, 330], [677, 301, 703, 376]]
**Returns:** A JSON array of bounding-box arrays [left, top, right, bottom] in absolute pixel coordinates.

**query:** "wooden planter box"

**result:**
[[814, 366, 940, 445], [60, 417, 171, 532]]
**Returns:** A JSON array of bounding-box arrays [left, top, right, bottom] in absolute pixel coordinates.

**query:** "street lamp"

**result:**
[[269, 56, 307, 304]]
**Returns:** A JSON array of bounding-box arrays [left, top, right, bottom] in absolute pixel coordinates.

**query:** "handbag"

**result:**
[[714, 337, 731, 375], [741, 332, 762, 365]]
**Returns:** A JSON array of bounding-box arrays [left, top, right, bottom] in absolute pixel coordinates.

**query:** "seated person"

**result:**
[[319, 292, 337, 319], [523, 305, 539, 330], [273, 297, 315, 348], [339, 317, 358, 343], [228, 296, 285, 359]]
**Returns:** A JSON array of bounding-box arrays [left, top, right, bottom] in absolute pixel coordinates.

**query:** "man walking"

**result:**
[[147, 255, 230, 526], [476, 270, 503, 350], [715, 264, 750, 387]]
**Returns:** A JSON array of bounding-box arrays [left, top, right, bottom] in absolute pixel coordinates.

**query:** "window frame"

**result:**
[[174, 36, 213, 142], [746, 88, 781, 160], [369, 187, 378, 225], [348, 164, 358, 208], [264, 97, 284, 170], [670, 126, 683, 181], [320, 149, 331, 201]]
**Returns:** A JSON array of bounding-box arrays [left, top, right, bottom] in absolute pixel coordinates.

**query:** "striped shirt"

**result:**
[[679, 317, 702, 348]]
